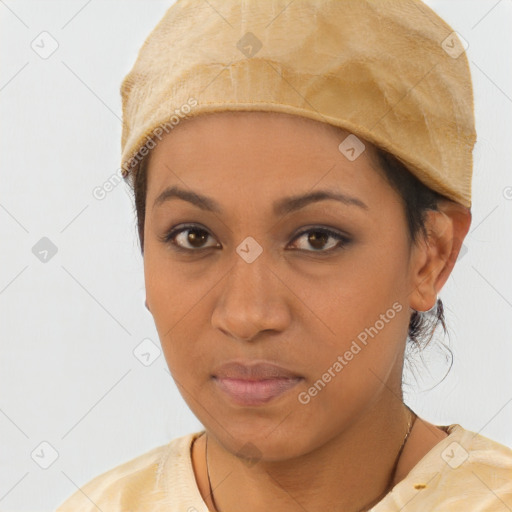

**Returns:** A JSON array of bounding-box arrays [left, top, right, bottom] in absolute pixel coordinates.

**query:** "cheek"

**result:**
[[143, 247, 190, 364], [311, 249, 408, 339], [302, 276, 409, 386], [143, 246, 222, 392], [296, 248, 410, 396]]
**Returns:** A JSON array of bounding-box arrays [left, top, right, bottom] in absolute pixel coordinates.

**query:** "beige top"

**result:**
[[55, 425, 512, 511]]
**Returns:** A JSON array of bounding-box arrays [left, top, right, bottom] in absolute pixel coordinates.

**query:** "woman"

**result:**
[[56, 0, 512, 510]]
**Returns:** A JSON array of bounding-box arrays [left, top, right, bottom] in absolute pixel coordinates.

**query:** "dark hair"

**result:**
[[126, 143, 451, 354]]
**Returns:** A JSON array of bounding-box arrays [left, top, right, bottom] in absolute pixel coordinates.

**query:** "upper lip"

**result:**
[[212, 360, 302, 380]]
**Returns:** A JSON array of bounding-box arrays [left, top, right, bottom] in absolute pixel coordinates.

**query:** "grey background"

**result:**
[[0, 1, 511, 511]]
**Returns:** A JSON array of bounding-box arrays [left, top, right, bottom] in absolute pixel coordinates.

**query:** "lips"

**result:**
[[212, 361, 302, 380], [212, 360, 303, 406]]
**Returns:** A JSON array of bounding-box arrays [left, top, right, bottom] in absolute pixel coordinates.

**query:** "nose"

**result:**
[[210, 253, 291, 342]]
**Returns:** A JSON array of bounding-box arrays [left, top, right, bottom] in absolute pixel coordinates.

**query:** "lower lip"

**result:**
[[213, 377, 303, 406]]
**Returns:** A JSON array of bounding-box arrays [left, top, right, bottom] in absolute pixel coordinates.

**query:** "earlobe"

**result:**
[[410, 296, 439, 314]]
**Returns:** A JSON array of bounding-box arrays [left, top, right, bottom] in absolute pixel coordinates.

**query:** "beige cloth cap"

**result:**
[[120, 0, 476, 208]]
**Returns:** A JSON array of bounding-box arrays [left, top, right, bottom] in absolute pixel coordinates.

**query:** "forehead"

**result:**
[[144, 111, 387, 205]]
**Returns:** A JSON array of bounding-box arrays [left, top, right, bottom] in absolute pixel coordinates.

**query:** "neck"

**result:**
[[196, 398, 416, 512]]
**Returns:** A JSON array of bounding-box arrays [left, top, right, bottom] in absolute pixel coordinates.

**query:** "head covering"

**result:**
[[120, 0, 476, 208]]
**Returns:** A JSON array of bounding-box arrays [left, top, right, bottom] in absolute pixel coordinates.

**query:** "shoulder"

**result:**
[[438, 424, 512, 483], [377, 424, 512, 511], [55, 431, 205, 512]]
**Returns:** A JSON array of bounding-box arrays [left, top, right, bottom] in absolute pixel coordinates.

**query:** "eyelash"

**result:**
[[161, 224, 351, 254]]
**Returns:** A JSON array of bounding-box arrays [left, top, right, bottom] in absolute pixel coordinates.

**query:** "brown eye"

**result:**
[[184, 229, 209, 248], [289, 227, 351, 253], [163, 225, 219, 251]]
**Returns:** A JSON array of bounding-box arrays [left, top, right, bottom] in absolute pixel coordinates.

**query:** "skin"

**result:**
[[143, 111, 471, 511]]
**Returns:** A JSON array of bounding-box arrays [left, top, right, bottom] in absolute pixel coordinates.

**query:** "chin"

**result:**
[[203, 413, 324, 463]]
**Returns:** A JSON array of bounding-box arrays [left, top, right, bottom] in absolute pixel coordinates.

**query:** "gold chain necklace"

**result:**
[[204, 406, 416, 512]]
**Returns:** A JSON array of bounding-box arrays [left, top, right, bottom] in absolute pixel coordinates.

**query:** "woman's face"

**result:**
[[143, 111, 429, 460]]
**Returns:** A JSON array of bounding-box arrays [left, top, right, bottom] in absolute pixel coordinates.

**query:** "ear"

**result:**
[[409, 200, 471, 312]]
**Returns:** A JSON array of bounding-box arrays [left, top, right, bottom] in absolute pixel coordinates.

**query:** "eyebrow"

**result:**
[[152, 185, 369, 215]]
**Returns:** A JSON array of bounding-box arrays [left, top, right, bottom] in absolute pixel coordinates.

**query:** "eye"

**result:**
[[288, 227, 351, 253], [161, 224, 219, 252]]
